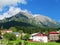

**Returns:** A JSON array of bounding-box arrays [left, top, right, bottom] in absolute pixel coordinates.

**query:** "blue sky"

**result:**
[[0, 0, 60, 21], [20, 0, 60, 21]]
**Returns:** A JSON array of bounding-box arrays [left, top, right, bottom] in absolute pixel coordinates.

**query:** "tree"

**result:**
[[3, 33, 16, 41], [0, 31, 2, 39], [45, 31, 48, 34], [59, 34, 60, 40], [18, 30, 23, 40], [23, 34, 30, 41], [0, 26, 4, 30], [9, 27, 17, 32]]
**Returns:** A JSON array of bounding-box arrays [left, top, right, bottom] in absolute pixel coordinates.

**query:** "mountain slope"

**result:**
[[0, 11, 60, 28], [33, 14, 60, 28]]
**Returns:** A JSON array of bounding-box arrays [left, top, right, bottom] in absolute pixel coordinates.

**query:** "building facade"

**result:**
[[29, 33, 48, 43], [49, 31, 59, 41]]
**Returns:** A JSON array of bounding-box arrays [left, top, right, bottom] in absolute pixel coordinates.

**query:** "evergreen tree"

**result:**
[[9, 27, 17, 32]]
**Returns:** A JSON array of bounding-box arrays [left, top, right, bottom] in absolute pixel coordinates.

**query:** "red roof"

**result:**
[[49, 31, 59, 34], [34, 33, 47, 36]]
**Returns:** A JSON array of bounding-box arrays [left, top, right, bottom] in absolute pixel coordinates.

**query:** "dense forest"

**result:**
[[0, 20, 60, 34]]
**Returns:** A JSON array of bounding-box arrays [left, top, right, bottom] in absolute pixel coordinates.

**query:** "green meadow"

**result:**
[[6, 40, 60, 45], [27, 42, 60, 45], [8, 41, 60, 45], [0, 39, 60, 45]]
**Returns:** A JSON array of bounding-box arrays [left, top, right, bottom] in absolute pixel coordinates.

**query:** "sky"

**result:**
[[0, 0, 60, 21]]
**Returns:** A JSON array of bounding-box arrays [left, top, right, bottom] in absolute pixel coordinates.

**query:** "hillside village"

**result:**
[[29, 31, 60, 43], [0, 29, 60, 43]]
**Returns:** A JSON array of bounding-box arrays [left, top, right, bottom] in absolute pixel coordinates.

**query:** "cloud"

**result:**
[[0, 7, 30, 20], [0, 0, 27, 9], [0, 0, 31, 20]]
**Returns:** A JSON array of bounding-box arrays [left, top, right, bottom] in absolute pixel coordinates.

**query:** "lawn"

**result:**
[[8, 40, 60, 45], [0, 39, 60, 45], [27, 41, 60, 45]]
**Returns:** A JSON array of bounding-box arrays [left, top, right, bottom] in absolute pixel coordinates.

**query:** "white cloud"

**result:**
[[0, 7, 20, 20], [0, 0, 28, 19], [0, 0, 27, 9], [0, 7, 30, 20]]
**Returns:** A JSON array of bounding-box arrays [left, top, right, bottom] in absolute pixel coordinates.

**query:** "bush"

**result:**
[[3, 33, 16, 41], [23, 34, 30, 41]]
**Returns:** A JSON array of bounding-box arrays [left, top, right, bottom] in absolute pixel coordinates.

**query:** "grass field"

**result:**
[[8, 40, 60, 45], [27, 42, 60, 45], [0, 39, 60, 45]]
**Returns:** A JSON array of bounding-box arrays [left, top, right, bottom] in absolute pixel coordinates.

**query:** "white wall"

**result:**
[[32, 36, 48, 43]]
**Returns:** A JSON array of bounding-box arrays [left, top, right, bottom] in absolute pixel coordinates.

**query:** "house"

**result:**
[[13, 32, 20, 37], [29, 33, 48, 43], [0, 30, 12, 39], [13, 32, 26, 39], [49, 31, 59, 41], [0, 30, 12, 35]]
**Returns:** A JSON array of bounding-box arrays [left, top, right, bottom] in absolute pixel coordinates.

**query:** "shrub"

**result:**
[[3, 33, 16, 41]]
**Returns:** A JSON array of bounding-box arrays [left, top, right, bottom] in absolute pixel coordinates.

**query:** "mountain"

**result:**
[[33, 14, 60, 28], [0, 11, 60, 28], [0, 11, 35, 29]]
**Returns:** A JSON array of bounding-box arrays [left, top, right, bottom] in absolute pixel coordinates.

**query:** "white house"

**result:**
[[29, 33, 48, 43], [13, 32, 20, 37]]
